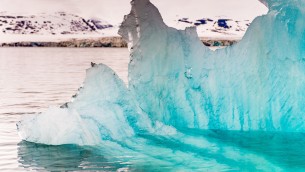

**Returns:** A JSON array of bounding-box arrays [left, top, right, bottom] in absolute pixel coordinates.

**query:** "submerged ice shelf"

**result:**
[[16, 0, 305, 170]]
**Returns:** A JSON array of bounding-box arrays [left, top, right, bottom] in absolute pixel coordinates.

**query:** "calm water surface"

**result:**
[[0, 48, 129, 171], [1, 48, 305, 171]]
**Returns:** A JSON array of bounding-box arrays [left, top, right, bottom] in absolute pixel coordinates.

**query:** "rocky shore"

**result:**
[[0, 37, 239, 47]]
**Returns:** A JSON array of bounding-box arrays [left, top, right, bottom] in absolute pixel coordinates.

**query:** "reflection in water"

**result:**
[[17, 141, 128, 171], [17, 130, 305, 171]]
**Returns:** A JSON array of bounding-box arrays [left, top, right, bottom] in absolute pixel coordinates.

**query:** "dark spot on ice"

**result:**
[[60, 102, 69, 109], [91, 62, 97, 67]]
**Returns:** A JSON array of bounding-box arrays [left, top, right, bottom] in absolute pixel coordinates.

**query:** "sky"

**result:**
[[0, 0, 268, 25]]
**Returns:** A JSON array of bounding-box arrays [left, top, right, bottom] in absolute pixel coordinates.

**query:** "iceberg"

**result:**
[[17, 0, 305, 170], [120, 0, 305, 132], [17, 0, 305, 171], [17, 63, 175, 145], [18, 0, 305, 143]]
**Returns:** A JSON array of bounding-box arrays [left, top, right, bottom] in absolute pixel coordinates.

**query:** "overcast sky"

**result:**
[[0, 0, 268, 24]]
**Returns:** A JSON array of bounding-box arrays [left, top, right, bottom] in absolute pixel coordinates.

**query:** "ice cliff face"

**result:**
[[18, 0, 305, 146], [120, 0, 305, 131]]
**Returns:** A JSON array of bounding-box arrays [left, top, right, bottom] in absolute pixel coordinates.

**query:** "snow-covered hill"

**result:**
[[175, 18, 250, 39], [0, 12, 114, 34], [0, 12, 117, 42], [0, 12, 252, 43]]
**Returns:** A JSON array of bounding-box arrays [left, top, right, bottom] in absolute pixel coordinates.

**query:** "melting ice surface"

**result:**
[[17, 0, 305, 171]]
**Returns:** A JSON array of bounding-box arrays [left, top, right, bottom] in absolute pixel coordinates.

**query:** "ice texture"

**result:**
[[17, 63, 175, 145], [18, 0, 305, 147], [120, 0, 305, 132]]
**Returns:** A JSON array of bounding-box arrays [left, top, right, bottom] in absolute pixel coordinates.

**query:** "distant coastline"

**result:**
[[0, 37, 239, 48]]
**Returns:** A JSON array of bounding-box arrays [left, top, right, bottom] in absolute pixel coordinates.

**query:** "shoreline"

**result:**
[[0, 36, 240, 48]]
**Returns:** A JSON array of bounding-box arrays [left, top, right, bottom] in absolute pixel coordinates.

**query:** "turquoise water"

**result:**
[[17, 130, 305, 171], [1, 48, 305, 171]]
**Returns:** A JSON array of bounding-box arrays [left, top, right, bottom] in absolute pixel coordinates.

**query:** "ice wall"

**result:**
[[18, 0, 305, 146], [119, 0, 305, 132]]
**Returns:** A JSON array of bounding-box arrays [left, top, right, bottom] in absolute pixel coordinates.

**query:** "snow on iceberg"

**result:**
[[18, 0, 305, 146]]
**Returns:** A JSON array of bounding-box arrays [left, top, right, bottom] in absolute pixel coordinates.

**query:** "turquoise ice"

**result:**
[[120, 0, 305, 132], [17, 0, 305, 171]]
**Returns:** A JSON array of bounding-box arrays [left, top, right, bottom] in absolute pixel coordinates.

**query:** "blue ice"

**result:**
[[17, 0, 305, 170]]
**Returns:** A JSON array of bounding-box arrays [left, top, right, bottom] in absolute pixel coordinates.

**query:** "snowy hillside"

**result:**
[[0, 12, 117, 42], [0, 12, 252, 43], [175, 18, 250, 39]]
